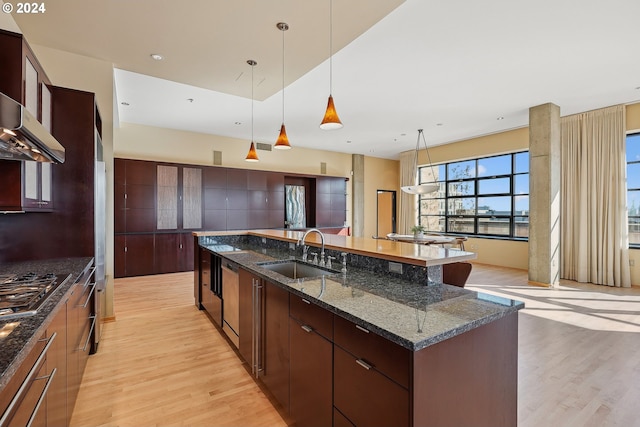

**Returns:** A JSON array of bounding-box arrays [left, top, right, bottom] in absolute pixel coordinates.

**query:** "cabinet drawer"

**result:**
[[334, 346, 409, 427], [290, 294, 333, 341], [333, 315, 410, 389]]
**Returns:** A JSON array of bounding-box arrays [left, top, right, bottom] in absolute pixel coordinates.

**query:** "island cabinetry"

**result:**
[[237, 269, 290, 412], [199, 248, 222, 326], [289, 294, 333, 427], [47, 298, 69, 427], [333, 315, 410, 427]]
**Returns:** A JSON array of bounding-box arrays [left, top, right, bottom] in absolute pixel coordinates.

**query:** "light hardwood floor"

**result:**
[[70, 266, 640, 427]]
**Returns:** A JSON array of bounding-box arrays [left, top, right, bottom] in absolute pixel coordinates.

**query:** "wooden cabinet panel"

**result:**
[[155, 233, 179, 274], [226, 189, 247, 209], [204, 188, 227, 210], [248, 190, 268, 210], [115, 235, 126, 278], [124, 234, 155, 277], [334, 408, 356, 427], [204, 209, 226, 231], [248, 210, 270, 229], [203, 167, 227, 188], [290, 294, 333, 340], [125, 159, 156, 185], [289, 316, 333, 427], [48, 301, 69, 427], [126, 184, 155, 209], [238, 268, 254, 364], [268, 210, 284, 229], [125, 209, 156, 233], [182, 167, 202, 229], [316, 177, 332, 194], [178, 233, 194, 272], [157, 165, 178, 230], [334, 346, 409, 427], [269, 191, 285, 211], [248, 170, 268, 190], [226, 169, 247, 189], [334, 315, 410, 389], [267, 172, 284, 192], [262, 281, 290, 412], [331, 192, 347, 211], [226, 209, 248, 231]]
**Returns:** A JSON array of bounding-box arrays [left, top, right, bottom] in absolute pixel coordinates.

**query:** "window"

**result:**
[[418, 152, 529, 238], [627, 132, 640, 246]]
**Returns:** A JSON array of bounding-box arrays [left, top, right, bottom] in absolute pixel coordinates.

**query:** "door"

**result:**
[[285, 185, 306, 228], [376, 190, 396, 237]]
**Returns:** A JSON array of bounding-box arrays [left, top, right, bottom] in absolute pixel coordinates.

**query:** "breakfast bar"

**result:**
[[194, 230, 523, 427]]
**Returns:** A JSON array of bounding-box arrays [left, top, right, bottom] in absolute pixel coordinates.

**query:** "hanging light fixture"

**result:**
[[401, 129, 439, 194], [319, 0, 343, 130], [245, 59, 259, 162], [274, 22, 291, 149]]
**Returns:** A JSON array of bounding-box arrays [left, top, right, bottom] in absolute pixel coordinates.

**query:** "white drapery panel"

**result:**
[[560, 105, 630, 287], [399, 150, 416, 234]]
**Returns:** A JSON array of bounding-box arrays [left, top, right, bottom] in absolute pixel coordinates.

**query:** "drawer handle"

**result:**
[[80, 316, 97, 352], [301, 298, 311, 305], [27, 367, 57, 427], [79, 282, 96, 309], [0, 332, 56, 427], [356, 358, 372, 370], [355, 324, 370, 334], [301, 325, 313, 333]]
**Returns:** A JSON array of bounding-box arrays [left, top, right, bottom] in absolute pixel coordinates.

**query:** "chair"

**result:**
[[442, 262, 473, 288]]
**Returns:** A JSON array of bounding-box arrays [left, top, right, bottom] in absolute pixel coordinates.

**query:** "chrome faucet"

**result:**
[[298, 228, 326, 267]]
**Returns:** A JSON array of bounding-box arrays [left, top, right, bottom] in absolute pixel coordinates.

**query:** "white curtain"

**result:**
[[399, 150, 416, 234], [560, 105, 630, 287]]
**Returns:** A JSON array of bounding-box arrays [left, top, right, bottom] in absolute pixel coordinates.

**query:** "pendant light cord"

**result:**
[[282, 24, 285, 122], [329, 0, 333, 95], [418, 129, 438, 183], [251, 61, 255, 142]]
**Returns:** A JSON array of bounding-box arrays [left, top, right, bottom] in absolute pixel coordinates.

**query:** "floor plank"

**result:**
[[71, 266, 640, 427]]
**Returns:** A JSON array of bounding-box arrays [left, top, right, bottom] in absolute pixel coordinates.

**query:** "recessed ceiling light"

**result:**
[[497, 116, 505, 121], [235, 122, 242, 125], [150, 54, 164, 61], [121, 102, 129, 106], [187, 98, 194, 103], [346, 140, 352, 144], [400, 133, 406, 137], [436, 123, 443, 126]]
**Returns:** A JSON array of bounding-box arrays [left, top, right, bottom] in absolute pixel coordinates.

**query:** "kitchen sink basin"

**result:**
[[257, 260, 339, 279]]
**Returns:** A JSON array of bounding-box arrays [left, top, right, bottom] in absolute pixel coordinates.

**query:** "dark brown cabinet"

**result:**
[[289, 295, 333, 427], [0, 30, 55, 213], [237, 269, 289, 412], [261, 280, 290, 413], [48, 298, 69, 427]]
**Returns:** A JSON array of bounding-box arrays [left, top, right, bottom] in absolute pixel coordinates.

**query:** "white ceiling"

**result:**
[[11, 0, 640, 160]]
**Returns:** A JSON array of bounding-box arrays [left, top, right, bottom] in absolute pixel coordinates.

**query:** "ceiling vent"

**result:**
[[256, 142, 272, 151]]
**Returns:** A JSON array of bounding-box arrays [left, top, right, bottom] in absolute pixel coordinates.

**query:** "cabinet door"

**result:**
[[261, 281, 290, 412], [124, 234, 155, 277], [47, 300, 69, 427], [23, 161, 39, 207], [238, 268, 255, 364], [290, 316, 332, 427], [155, 233, 179, 274], [182, 167, 202, 229], [24, 56, 38, 117], [334, 346, 409, 427], [178, 233, 194, 272], [114, 235, 126, 278], [157, 165, 178, 230]]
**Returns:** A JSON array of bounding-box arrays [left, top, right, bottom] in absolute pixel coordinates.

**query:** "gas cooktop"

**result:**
[[0, 272, 72, 319]]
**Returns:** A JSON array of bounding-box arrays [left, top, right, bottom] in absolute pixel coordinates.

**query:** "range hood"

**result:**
[[0, 92, 65, 163]]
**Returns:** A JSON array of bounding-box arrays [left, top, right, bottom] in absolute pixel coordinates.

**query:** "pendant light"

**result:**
[[319, 0, 343, 130], [245, 59, 259, 162], [274, 22, 291, 149], [401, 129, 439, 194]]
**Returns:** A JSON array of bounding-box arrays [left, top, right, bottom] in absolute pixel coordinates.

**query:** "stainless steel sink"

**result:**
[[257, 260, 338, 279]]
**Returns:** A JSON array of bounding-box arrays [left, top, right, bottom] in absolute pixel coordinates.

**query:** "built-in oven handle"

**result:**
[[80, 315, 97, 353], [0, 332, 56, 427], [26, 367, 57, 427], [79, 282, 96, 309]]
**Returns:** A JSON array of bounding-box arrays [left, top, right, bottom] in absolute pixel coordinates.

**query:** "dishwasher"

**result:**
[[221, 261, 240, 348]]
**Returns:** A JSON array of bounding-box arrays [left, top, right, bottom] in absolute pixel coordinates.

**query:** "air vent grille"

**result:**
[[256, 143, 272, 151]]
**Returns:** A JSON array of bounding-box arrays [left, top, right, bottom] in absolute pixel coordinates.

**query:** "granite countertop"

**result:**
[[0, 257, 93, 392], [201, 242, 523, 351], [195, 229, 478, 267]]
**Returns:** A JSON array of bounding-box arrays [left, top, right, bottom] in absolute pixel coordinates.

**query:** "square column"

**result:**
[[529, 103, 561, 286]]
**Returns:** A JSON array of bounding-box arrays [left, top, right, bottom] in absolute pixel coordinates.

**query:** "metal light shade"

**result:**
[[320, 95, 343, 130], [401, 183, 439, 195], [245, 141, 259, 162], [274, 123, 291, 149]]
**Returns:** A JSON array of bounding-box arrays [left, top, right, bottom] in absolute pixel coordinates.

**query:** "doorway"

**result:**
[[376, 190, 396, 237]]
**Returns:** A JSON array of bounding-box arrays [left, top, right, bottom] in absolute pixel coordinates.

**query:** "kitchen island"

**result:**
[[195, 230, 523, 427]]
